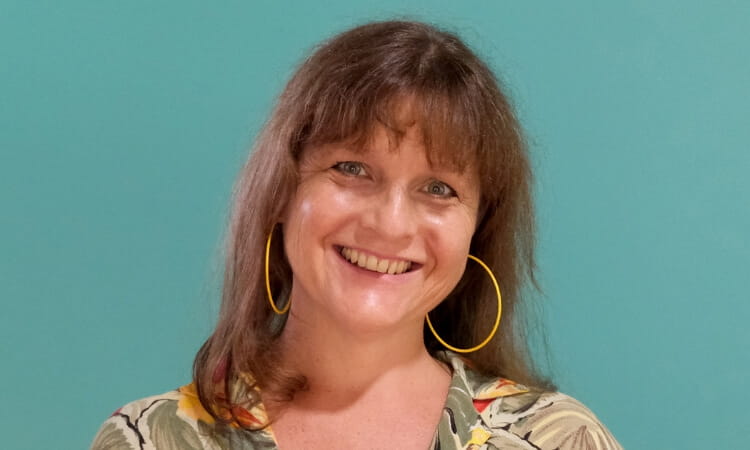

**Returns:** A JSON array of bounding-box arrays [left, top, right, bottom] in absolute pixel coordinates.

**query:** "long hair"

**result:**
[[194, 20, 552, 425]]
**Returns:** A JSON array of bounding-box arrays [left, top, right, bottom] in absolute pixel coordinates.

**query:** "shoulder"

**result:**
[[480, 390, 622, 450], [90, 386, 222, 450], [91, 384, 277, 450]]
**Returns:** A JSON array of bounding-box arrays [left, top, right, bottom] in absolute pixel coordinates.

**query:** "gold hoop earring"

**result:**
[[425, 254, 502, 353], [265, 226, 290, 314]]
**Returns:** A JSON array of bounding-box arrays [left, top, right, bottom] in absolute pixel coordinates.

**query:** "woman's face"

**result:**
[[282, 123, 480, 336]]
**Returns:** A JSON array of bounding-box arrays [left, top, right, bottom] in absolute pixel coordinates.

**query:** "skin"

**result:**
[[271, 122, 480, 449]]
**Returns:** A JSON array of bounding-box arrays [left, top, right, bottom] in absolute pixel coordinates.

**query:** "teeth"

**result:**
[[339, 247, 412, 275]]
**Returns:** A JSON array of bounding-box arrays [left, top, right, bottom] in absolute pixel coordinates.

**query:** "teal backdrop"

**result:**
[[2, 1, 748, 448]]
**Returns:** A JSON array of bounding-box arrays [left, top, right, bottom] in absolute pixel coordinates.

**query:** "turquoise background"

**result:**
[[2, 1, 748, 448]]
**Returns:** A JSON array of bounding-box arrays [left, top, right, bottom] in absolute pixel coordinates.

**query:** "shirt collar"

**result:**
[[435, 351, 530, 449], [438, 351, 529, 401]]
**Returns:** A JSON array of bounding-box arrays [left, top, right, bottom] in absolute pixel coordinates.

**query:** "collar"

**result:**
[[435, 351, 530, 448], [437, 351, 529, 401]]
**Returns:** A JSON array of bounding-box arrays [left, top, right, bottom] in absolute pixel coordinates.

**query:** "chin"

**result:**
[[331, 295, 422, 335]]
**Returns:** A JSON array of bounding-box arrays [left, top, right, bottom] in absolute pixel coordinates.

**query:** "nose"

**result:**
[[361, 186, 418, 241]]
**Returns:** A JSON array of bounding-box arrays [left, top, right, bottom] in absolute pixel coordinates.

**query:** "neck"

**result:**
[[273, 309, 448, 407]]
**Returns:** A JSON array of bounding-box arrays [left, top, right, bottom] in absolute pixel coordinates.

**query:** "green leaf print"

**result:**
[[195, 420, 278, 450], [147, 401, 204, 450], [90, 421, 134, 450]]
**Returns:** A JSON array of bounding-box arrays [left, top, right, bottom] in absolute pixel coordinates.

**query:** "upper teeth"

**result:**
[[341, 247, 412, 274]]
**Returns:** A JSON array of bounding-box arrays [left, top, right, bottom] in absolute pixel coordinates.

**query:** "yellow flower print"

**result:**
[[177, 383, 216, 425]]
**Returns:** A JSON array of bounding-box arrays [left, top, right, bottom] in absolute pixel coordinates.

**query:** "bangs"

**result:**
[[298, 86, 484, 174]]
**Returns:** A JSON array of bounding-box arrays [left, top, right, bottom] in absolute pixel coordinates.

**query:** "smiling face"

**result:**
[[281, 123, 480, 337]]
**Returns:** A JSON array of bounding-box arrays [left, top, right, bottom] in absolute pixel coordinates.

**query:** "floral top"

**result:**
[[91, 352, 621, 449]]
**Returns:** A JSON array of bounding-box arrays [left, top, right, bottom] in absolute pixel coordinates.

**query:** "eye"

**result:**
[[332, 161, 367, 177], [424, 180, 457, 198]]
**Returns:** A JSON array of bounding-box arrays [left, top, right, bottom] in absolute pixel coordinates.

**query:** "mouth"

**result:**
[[336, 246, 418, 275]]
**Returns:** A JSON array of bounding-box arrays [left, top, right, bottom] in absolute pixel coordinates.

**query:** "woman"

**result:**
[[92, 21, 621, 449]]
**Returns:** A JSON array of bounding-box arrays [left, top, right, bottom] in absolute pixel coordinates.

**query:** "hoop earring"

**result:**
[[425, 254, 502, 353], [265, 226, 290, 314]]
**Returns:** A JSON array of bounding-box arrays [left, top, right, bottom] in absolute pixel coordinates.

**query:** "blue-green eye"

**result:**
[[333, 161, 366, 176], [425, 180, 456, 197]]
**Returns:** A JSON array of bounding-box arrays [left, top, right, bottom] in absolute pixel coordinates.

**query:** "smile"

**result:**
[[339, 247, 413, 275]]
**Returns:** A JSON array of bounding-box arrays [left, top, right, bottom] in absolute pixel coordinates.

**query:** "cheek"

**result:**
[[442, 219, 477, 280], [428, 215, 476, 285], [445, 235, 473, 271], [428, 210, 477, 249], [283, 184, 355, 247], [296, 186, 350, 220]]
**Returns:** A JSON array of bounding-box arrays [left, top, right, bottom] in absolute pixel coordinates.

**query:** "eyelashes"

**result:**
[[424, 180, 457, 198], [331, 161, 458, 199], [332, 161, 367, 177]]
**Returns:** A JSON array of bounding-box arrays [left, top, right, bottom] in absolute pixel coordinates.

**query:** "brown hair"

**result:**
[[194, 20, 552, 425]]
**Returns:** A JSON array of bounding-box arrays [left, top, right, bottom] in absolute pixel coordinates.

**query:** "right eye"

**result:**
[[332, 161, 367, 177]]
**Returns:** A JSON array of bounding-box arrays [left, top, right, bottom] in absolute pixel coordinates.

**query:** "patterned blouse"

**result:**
[[91, 352, 621, 449]]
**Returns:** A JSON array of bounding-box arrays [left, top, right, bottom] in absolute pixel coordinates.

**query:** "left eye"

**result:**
[[424, 180, 456, 197], [333, 161, 367, 176]]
